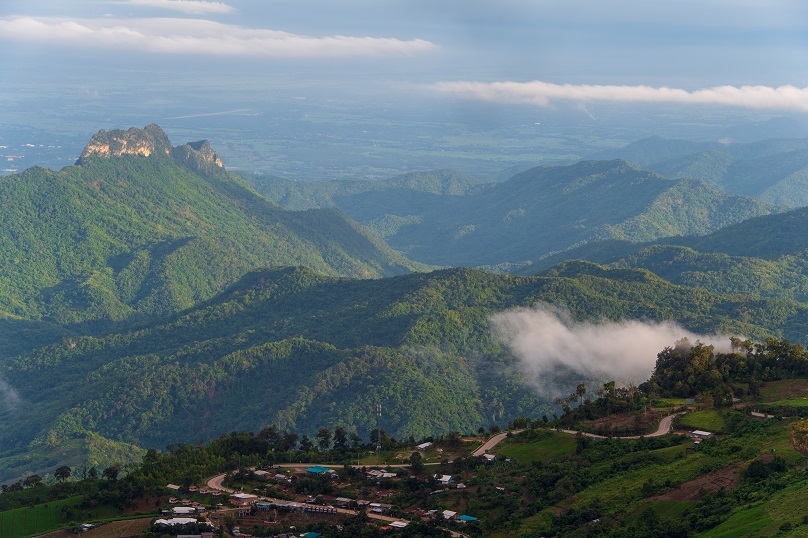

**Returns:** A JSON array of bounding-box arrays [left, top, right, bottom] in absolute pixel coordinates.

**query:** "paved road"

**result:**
[[558, 412, 679, 440], [471, 413, 679, 455], [471, 430, 523, 456]]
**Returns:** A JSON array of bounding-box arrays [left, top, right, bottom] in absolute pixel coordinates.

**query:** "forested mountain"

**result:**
[[0, 125, 421, 329], [530, 206, 808, 303], [246, 160, 778, 267], [5, 261, 808, 482], [610, 136, 808, 207]]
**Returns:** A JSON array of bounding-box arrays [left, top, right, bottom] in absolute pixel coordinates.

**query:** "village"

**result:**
[[150, 438, 499, 538]]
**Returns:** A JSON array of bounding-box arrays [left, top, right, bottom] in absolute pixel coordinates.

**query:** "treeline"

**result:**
[[643, 336, 808, 402]]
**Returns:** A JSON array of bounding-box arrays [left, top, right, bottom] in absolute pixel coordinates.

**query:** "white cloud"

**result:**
[[0, 378, 21, 413], [490, 304, 733, 397], [432, 80, 808, 112], [0, 16, 435, 58], [119, 0, 234, 15]]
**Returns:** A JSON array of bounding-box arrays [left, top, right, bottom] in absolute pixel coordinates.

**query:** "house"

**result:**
[[166, 484, 181, 491], [692, 430, 713, 438], [305, 465, 335, 475], [435, 474, 452, 484], [172, 506, 197, 516], [389, 521, 409, 528], [415, 442, 432, 450], [154, 518, 202, 526], [334, 497, 354, 508], [442, 510, 457, 520], [229, 493, 257, 506]]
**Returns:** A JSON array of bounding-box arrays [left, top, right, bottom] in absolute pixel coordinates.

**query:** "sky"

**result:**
[[2, 0, 808, 179], [2, 0, 808, 110]]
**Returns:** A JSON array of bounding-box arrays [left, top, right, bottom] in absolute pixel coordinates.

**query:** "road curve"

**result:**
[[471, 413, 679, 455]]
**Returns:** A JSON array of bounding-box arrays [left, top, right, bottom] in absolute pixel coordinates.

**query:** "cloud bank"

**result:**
[[120, 0, 234, 15], [0, 378, 21, 413], [432, 80, 808, 112], [491, 304, 733, 397], [0, 16, 435, 58]]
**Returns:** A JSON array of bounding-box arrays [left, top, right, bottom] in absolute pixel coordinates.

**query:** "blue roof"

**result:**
[[302, 533, 322, 538], [458, 515, 478, 521], [305, 465, 332, 474]]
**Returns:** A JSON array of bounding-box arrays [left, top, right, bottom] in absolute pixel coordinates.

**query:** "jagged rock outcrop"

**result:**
[[172, 139, 225, 174], [77, 124, 225, 173], [78, 124, 172, 163]]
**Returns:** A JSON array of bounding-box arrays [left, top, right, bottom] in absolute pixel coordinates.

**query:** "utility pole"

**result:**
[[376, 403, 382, 459]]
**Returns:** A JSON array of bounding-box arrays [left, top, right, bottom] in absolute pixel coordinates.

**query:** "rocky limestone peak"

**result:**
[[171, 139, 225, 173], [78, 123, 172, 163]]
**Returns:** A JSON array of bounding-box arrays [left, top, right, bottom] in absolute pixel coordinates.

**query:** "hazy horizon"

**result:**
[[3, 0, 808, 179]]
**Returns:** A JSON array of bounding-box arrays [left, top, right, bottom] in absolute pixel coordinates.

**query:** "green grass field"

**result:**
[[678, 410, 726, 432], [496, 432, 577, 463], [0, 497, 80, 538], [699, 482, 808, 537], [767, 398, 808, 407]]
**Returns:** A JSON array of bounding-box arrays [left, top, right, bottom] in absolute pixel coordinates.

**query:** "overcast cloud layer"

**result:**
[[0, 16, 434, 57], [432, 81, 808, 112], [491, 304, 734, 397]]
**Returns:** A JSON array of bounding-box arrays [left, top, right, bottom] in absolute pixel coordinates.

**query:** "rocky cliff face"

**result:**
[[77, 124, 224, 172], [172, 139, 225, 173], [78, 124, 173, 162]]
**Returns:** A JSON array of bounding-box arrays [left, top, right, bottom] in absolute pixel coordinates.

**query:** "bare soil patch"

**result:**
[[650, 462, 742, 502], [36, 518, 152, 538]]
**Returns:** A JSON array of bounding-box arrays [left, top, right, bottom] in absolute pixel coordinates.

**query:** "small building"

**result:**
[[166, 484, 181, 491], [389, 521, 409, 528], [334, 497, 354, 508], [415, 442, 432, 450], [442, 510, 458, 520], [692, 430, 713, 438], [435, 474, 452, 484], [305, 465, 335, 475], [154, 518, 202, 526], [172, 506, 197, 516]]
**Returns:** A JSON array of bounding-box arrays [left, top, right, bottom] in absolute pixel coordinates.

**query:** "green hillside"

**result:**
[[248, 160, 778, 267], [0, 125, 422, 330], [611, 136, 808, 207], [4, 261, 808, 482]]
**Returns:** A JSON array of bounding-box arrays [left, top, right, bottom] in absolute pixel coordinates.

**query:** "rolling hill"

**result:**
[[246, 160, 779, 267], [4, 261, 808, 482], [610, 136, 808, 207]]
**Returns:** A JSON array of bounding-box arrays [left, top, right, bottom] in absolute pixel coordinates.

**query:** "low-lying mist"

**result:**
[[490, 304, 734, 398]]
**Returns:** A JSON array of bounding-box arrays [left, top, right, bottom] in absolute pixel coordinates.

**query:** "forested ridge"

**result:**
[[5, 261, 808, 483], [245, 160, 779, 267], [0, 126, 420, 329]]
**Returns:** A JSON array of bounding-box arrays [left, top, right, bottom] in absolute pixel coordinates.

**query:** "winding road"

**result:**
[[471, 413, 679, 455]]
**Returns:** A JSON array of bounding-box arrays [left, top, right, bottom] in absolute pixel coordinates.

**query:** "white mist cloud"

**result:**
[[432, 80, 808, 112], [0, 378, 21, 413], [491, 304, 733, 397], [119, 0, 234, 15], [0, 16, 435, 58]]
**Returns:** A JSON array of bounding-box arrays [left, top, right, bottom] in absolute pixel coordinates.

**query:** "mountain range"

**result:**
[[4, 124, 808, 484], [243, 160, 779, 268], [609, 136, 808, 207]]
